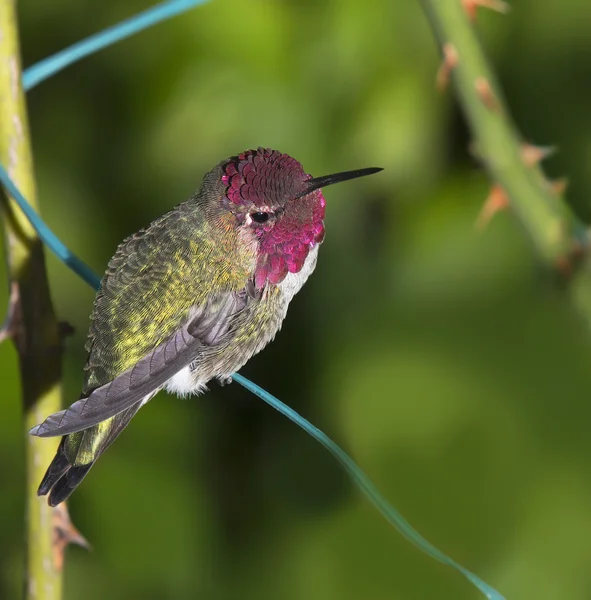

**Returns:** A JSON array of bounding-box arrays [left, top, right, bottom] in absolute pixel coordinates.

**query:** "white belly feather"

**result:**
[[164, 368, 207, 398]]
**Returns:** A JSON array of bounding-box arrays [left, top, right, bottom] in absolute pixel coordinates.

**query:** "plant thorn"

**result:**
[[436, 43, 459, 92], [52, 503, 90, 571], [548, 178, 569, 197], [476, 184, 509, 230], [462, 0, 511, 21], [475, 77, 501, 112], [520, 143, 556, 166]]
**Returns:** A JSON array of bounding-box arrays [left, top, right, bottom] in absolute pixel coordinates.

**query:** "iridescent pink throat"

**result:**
[[221, 148, 325, 288]]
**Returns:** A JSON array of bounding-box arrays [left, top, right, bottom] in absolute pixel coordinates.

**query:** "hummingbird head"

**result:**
[[211, 147, 381, 289]]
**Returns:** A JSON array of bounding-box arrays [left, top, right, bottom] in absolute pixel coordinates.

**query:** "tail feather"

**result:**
[[37, 438, 74, 497], [45, 461, 93, 507], [37, 399, 149, 506]]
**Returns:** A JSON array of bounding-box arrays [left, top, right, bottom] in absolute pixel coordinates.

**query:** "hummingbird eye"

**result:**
[[250, 211, 270, 224]]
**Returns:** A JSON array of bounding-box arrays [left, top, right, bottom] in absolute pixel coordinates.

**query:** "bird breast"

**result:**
[[163, 244, 319, 397]]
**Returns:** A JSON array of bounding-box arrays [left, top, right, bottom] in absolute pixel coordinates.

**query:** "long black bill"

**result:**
[[297, 167, 383, 198]]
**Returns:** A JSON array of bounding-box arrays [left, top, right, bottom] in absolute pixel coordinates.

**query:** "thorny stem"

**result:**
[[0, 2, 80, 598], [421, 0, 581, 260], [420, 0, 591, 326]]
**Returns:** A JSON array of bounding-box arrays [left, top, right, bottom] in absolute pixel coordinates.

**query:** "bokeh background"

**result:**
[[2, 1, 591, 598]]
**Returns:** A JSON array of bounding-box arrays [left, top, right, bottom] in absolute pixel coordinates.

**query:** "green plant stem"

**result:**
[[421, 0, 591, 326], [0, 2, 64, 599], [421, 0, 584, 261]]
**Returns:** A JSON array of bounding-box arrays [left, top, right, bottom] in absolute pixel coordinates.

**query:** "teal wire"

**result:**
[[22, 0, 210, 90], [233, 374, 505, 600], [0, 165, 100, 289], [0, 163, 505, 598]]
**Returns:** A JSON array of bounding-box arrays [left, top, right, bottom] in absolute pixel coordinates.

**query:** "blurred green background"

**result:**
[[2, 0, 591, 598]]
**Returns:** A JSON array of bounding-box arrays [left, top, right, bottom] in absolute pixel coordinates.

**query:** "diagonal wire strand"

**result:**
[[0, 164, 99, 288], [0, 164, 505, 600], [234, 373, 505, 600], [22, 0, 211, 90]]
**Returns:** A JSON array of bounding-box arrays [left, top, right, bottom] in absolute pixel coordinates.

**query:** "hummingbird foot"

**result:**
[[217, 375, 233, 387]]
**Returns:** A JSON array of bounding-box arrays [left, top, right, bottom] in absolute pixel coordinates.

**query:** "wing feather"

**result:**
[[30, 289, 250, 437]]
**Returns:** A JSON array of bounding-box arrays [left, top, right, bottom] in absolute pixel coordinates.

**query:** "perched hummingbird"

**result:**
[[30, 148, 381, 506]]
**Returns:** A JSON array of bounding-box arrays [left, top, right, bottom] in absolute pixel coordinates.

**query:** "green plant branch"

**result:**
[[0, 2, 81, 599], [420, 0, 591, 328], [421, 0, 586, 262]]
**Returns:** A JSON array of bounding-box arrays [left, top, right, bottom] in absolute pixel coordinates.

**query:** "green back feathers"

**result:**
[[84, 201, 253, 392]]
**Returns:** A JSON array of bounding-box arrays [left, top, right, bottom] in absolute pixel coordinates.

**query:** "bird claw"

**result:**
[[218, 375, 233, 387]]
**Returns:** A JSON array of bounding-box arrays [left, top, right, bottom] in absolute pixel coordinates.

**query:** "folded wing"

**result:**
[[31, 288, 251, 437]]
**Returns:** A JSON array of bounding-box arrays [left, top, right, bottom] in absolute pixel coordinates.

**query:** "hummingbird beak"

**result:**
[[297, 167, 383, 198]]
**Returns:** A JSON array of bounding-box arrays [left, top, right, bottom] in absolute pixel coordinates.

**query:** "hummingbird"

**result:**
[[30, 147, 381, 506]]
